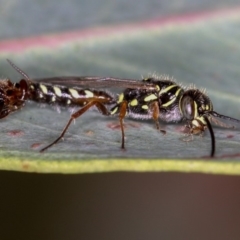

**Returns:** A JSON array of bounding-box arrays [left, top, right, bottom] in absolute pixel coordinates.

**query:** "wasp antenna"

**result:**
[[210, 111, 240, 123], [7, 59, 30, 81], [203, 116, 215, 157]]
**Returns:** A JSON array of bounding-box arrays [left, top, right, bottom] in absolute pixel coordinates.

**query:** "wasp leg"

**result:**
[[118, 100, 128, 149], [150, 101, 166, 134], [40, 100, 109, 152], [181, 133, 194, 142]]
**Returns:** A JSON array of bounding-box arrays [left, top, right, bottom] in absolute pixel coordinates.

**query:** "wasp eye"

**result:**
[[181, 95, 194, 120]]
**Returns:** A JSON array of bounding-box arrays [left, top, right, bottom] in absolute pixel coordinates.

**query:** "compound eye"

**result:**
[[181, 95, 194, 120]]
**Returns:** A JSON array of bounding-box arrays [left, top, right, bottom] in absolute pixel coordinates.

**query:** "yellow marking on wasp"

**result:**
[[192, 117, 206, 128], [162, 87, 182, 107], [142, 105, 149, 110], [67, 99, 71, 104], [117, 93, 124, 103], [194, 101, 198, 118], [175, 88, 182, 97], [178, 95, 184, 115], [111, 107, 118, 115], [84, 90, 94, 98], [159, 84, 177, 94], [155, 85, 160, 91], [30, 85, 35, 90], [39, 93, 43, 98], [205, 105, 209, 111], [192, 119, 200, 128], [144, 94, 157, 102], [201, 104, 205, 111], [130, 99, 138, 106], [162, 85, 182, 107], [52, 96, 56, 102], [53, 86, 62, 97], [199, 116, 206, 125], [162, 98, 176, 107], [40, 84, 48, 95], [69, 88, 79, 98]]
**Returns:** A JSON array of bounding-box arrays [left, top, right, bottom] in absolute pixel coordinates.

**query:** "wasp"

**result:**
[[2, 60, 240, 157]]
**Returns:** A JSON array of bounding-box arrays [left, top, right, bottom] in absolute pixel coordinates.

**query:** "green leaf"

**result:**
[[0, 9, 240, 174]]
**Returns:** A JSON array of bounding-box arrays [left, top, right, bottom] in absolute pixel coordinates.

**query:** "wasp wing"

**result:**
[[32, 76, 157, 90], [6, 59, 157, 90], [207, 111, 240, 129], [7, 59, 158, 90]]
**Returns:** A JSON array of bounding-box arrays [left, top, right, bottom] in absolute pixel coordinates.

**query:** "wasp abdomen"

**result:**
[[28, 83, 115, 107]]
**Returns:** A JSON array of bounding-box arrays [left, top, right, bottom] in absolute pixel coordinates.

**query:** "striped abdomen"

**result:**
[[27, 82, 116, 107]]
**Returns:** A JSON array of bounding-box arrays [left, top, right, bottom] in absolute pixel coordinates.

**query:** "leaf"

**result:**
[[0, 9, 240, 174]]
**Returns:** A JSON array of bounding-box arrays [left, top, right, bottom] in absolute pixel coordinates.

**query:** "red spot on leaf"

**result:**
[[31, 143, 42, 149], [107, 122, 141, 130], [7, 130, 24, 137]]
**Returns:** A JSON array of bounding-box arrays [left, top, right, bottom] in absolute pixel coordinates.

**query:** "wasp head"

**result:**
[[180, 89, 213, 120], [0, 79, 26, 119], [179, 88, 215, 136]]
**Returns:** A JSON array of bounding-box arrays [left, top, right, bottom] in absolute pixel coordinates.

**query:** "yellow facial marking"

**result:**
[[130, 99, 138, 106], [84, 90, 94, 98], [144, 94, 157, 102], [205, 105, 209, 111], [53, 87, 62, 97], [117, 93, 124, 103], [40, 84, 48, 95], [69, 88, 79, 98], [192, 119, 200, 127], [194, 101, 198, 118], [199, 116, 206, 125], [111, 107, 118, 115], [142, 105, 149, 110]]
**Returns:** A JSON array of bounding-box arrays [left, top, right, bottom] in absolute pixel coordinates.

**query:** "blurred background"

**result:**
[[1, 0, 240, 239], [2, 172, 240, 240], [0, 0, 239, 40]]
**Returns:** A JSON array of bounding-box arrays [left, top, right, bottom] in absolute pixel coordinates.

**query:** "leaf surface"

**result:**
[[0, 7, 240, 173]]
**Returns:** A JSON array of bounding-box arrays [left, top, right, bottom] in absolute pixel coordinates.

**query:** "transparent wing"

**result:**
[[7, 59, 158, 91], [32, 76, 157, 90], [207, 111, 240, 129]]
